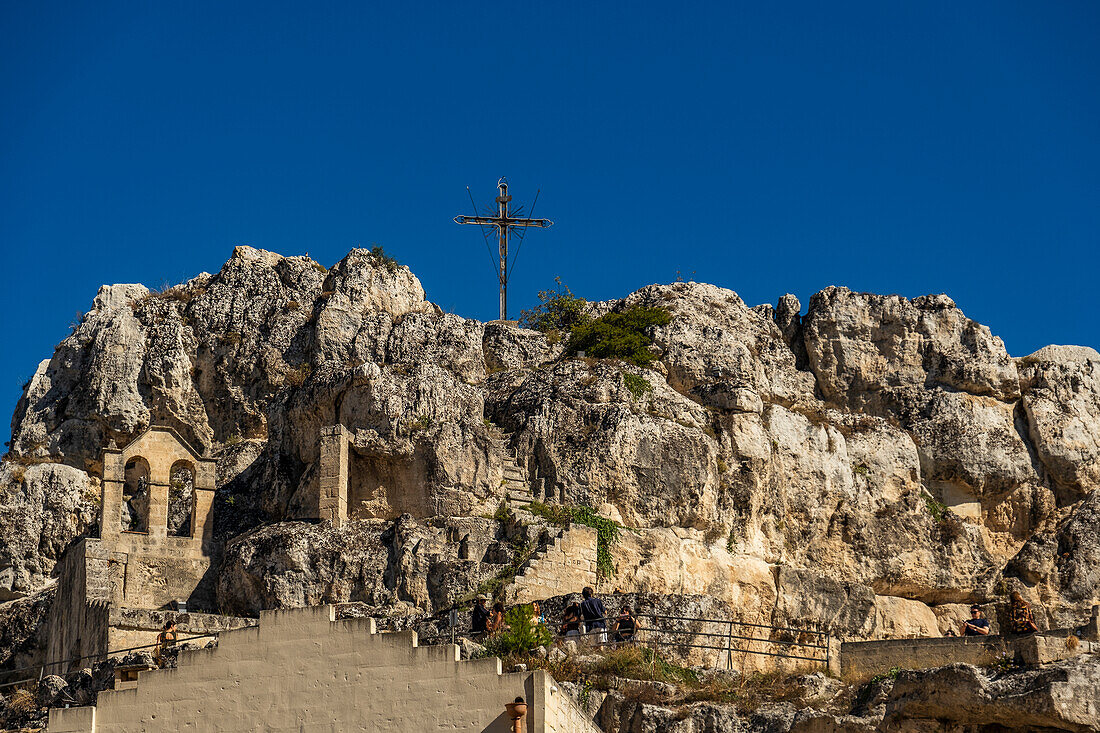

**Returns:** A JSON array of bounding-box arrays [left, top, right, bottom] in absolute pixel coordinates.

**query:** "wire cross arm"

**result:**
[[453, 215, 554, 228]]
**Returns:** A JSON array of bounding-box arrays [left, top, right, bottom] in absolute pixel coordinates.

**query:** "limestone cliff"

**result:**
[[2, 245, 1099, 656]]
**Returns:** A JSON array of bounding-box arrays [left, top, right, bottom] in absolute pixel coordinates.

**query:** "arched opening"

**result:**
[[168, 461, 195, 537], [122, 457, 150, 533]]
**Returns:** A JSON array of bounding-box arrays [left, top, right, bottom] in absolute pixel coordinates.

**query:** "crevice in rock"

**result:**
[[1013, 399, 1068, 505]]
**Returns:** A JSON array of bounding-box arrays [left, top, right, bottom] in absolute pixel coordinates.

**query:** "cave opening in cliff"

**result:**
[[348, 450, 431, 519]]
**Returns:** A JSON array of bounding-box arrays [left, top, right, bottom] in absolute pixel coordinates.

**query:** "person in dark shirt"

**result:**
[[612, 607, 637, 645], [960, 605, 991, 636], [471, 595, 490, 635], [560, 602, 582, 637], [580, 587, 607, 644]]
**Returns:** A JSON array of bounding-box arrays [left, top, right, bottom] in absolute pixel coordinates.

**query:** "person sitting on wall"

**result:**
[[155, 620, 178, 666], [611, 607, 638, 645], [560, 601, 582, 638], [471, 595, 491, 636], [960, 605, 991, 636], [1007, 591, 1040, 634], [580, 587, 608, 644]]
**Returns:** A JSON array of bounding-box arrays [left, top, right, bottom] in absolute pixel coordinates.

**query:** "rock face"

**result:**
[[1019, 346, 1100, 500], [591, 656, 1100, 732], [1, 247, 1098, 687], [882, 655, 1100, 732], [0, 463, 98, 595], [217, 513, 532, 618], [0, 586, 53, 671]]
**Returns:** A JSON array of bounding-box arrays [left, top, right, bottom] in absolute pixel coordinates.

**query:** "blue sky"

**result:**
[[2, 2, 1098, 446]]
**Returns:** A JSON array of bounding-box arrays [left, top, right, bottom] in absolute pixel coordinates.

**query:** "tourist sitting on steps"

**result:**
[[1008, 591, 1040, 634], [472, 595, 490, 636], [960, 605, 991, 636], [612, 607, 638, 645], [155, 620, 178, 666], [580, 586, 608, 644], [560, 601, 582, 638]]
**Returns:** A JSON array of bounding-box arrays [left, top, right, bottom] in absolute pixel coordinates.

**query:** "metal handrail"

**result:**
[[419, 609, 830, 668], [644, 611, 826, 636], [0, 633, 219, 690]]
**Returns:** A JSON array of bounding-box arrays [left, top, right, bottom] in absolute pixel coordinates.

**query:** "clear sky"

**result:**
[[2, 2, 1098, 446]]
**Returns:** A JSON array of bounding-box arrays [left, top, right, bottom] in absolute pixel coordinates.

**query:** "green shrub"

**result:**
[[519, 278, 589, 334], [368, 245, 400, 273], [923, 494, 949, 524], [492, 499, 509, 523], [870, 666, 902, 683], [407, 414, 434, 434], [482, 604, 552, 656], [564, 306, 670, 367], [623, 373, 653, 399]]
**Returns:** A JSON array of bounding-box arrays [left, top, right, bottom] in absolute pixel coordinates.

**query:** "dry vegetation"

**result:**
[[503, 646, 808, 713]]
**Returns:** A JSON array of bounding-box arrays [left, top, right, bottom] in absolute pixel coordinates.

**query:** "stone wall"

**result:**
[[44, 537, 249, 673], [105, 608, 256, 657], [48, 605, 600, 733], [506, 526, 598, 604], [840, 630, 1099, 680], [45, 541, 111, 674], [315, 425, 438, 524]]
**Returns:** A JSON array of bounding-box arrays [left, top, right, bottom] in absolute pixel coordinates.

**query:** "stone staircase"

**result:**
[[504, 525, 599, 605], [489, 423, 538, 505]]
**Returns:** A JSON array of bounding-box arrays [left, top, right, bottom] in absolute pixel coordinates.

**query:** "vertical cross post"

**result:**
[[496, 180, 511, 319]]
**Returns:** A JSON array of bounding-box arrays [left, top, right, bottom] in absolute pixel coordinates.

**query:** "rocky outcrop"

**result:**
[[1007, 488, 1100, 625], [803, 287, 1020, 410], [1019, 345, 1100, 500], [0, 463, 98, 596], [0, 585, 53, 671], [591, 656, 1100, 732], [882, 655, 1100, 731], [2, 246, 1099, 677], [216, 513, 526, 617]]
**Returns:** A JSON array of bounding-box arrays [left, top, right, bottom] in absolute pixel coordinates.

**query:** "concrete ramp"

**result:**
[[49, 605, 598, 733]]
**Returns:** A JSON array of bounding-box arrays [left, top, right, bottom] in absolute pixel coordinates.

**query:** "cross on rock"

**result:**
[[454, 178, 553, 321]]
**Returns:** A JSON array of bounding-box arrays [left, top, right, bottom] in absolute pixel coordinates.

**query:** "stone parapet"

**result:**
[[841, 630, 1098, 681]]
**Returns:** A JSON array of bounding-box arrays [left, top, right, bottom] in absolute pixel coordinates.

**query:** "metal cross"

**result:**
[[454, 177, 553, 321]]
